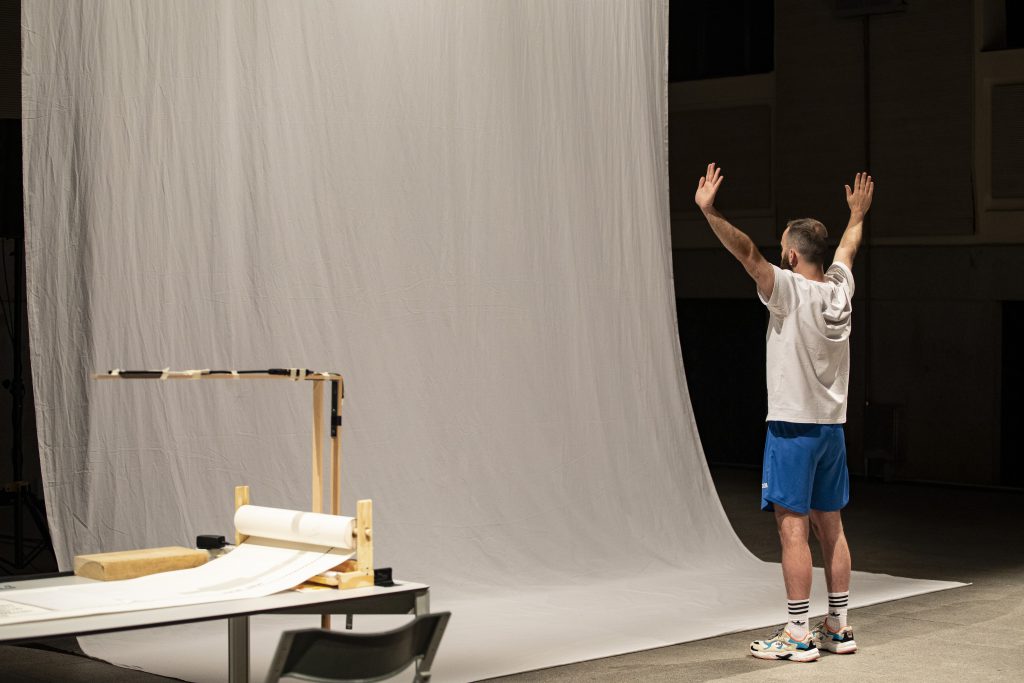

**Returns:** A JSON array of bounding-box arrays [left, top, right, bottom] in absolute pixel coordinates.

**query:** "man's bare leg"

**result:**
[[776, 506, 813, 598], [749, 505, 819, 661], [810, 509, 857, 652], [775, 506, 812, 635], [809, 509, 851, 593]]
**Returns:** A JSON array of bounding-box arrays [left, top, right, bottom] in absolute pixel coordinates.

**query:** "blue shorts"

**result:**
[[761, 421, 849, 515]]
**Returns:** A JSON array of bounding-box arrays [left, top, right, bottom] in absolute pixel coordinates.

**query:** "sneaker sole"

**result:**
[[821, 640, 857, 654], [750, 647, 820, 662]]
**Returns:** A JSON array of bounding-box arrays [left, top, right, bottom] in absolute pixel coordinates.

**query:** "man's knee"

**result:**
[[810, 509, 844, 544], [774, 506, 810, 546]]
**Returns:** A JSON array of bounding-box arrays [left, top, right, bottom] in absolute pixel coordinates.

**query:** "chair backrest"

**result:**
[[265, 611, 451, 683]]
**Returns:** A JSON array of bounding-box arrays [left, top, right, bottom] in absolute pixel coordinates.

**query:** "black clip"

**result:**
[[330, 380, 341, 437]]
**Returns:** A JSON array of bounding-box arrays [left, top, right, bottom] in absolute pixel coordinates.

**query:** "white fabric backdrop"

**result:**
[[22, 1, 962, 680]]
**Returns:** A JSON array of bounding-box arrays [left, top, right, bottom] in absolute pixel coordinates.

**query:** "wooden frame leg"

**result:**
[[234, 485, 249, 546], [330, 380, 342, 515], [356, 499, 373, 575], [311, 381, 324, 513]]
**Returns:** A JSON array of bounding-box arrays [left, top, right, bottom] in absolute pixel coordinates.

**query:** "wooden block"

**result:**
[[336, 570, 374, 590], [306, 573, 340, 587], [307, 559, 360, 587], [74, 546, 207, 581]]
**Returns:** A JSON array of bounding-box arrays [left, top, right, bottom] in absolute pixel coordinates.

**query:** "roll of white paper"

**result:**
[[234, 505, 356, 550]]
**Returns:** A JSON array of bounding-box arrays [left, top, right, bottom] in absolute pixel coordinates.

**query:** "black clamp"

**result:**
[[196, 534, 227, 550], [330, 380, 342, 437]]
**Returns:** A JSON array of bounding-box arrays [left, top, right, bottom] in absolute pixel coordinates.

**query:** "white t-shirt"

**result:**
[[758, 262, 855, 424]]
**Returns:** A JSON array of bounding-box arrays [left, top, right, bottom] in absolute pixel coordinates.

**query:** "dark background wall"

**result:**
[[671, 0, 1024, 488]]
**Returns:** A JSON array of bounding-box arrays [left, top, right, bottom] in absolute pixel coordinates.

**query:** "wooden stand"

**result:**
[[219, 373, 364, 595], [95, 368, 368, 631]]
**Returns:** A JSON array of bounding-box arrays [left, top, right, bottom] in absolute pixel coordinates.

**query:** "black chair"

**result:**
[[265, 612, 451, 683]]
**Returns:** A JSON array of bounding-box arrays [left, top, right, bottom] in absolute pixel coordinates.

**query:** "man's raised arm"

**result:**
[[694, 163, 775, 300], [834, 172, 874, 270]]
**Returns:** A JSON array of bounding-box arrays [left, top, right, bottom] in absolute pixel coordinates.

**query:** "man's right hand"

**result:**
[[695, 162, 724, 212], [844, 172, 874, 217], [695, 163, 775, 299]]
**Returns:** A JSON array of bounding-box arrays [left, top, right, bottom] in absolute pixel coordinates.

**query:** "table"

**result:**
[[0, 574, 430, 682]]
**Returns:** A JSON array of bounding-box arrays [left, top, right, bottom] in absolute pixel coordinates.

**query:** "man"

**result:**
[[694, 163, 873, 662]]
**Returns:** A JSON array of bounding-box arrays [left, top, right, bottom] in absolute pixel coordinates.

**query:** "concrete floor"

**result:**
[[3, 466, 1022, 682], [486, 467, 1024, 682]]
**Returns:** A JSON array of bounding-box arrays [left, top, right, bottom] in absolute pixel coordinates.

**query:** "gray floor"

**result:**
[[486, 467, 1024, 682], [3, 467, 1022, 682]]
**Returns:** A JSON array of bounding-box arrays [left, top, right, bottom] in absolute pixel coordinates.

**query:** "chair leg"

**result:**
[[264, 630, 295, 683]]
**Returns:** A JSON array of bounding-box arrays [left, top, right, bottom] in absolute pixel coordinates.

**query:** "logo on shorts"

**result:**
[[762, 482, 768, 489]]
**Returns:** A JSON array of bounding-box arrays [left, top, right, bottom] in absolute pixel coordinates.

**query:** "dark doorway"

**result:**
[[677, 298, 767, 467], [1002, 301, 1024, 487]]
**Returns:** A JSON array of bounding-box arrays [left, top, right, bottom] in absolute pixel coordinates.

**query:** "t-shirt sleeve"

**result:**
[[827, 261, 856, 299], [758, 265, 798, 317]]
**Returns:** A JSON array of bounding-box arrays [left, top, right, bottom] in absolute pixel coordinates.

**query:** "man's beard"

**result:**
[[781, 252, 793, 270]]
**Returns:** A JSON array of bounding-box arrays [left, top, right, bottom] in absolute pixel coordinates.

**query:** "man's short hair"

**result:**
[[785, 218, 829, 265]]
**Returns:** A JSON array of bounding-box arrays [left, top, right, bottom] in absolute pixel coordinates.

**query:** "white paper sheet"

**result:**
[[0, 508, 354, 626]]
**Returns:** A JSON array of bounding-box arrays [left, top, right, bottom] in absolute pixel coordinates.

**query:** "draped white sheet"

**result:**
[[22, 1, 963, 680]]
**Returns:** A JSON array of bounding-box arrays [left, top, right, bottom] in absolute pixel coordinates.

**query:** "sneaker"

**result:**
[[812, 620, 858, 654], [749, 626, 820, 662]]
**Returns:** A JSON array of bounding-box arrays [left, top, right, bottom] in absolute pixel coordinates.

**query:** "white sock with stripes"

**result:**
[[826, 591, 849, 630], [786, 598, 810, 638]]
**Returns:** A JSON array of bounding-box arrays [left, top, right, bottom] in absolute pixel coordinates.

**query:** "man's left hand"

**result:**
[[695, 162, 724, 212]]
